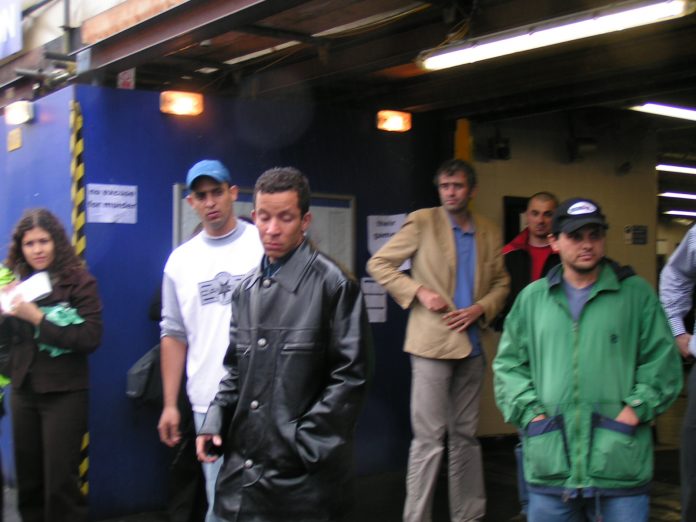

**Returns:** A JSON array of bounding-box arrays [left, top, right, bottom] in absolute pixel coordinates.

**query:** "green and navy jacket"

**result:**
[[493, 260, 682, 496]]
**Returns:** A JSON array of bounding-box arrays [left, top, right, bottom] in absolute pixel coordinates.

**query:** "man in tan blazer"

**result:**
[[367, 159, 509, 522]]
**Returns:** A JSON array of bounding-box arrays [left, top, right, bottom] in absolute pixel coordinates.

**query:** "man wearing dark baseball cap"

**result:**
[[494, 197, 682, 521], [551, 197, 608, 236]]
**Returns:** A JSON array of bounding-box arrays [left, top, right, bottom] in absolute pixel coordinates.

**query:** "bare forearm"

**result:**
[[160, 336, 187, 407]]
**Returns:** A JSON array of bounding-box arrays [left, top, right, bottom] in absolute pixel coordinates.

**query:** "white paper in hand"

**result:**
[[0, 272, 52, 312]]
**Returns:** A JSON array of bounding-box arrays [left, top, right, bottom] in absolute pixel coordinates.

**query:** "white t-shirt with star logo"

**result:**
[[161, 220, 263, 412]]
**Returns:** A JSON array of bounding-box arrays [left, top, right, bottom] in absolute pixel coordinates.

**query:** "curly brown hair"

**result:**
[[5, 209, 83, 280]]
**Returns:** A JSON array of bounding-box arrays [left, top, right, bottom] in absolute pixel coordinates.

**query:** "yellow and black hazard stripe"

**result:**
[[70, 100, 86, 258], [79, 432, 89, 495], [70, 100, 89, 495]]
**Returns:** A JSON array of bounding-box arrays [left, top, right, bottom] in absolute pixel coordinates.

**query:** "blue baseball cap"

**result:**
[[186, 159, 231, 189]]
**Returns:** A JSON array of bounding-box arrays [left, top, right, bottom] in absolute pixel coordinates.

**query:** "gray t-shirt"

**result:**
[[563, 280, 594, 322]]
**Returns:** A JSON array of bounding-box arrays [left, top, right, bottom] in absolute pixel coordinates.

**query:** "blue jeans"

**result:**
[[515, 441, 528, 514], [193, 412, 224, 522], [528, 491, 649, 522]]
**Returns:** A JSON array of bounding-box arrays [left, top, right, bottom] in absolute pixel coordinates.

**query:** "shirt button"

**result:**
[[250, 400, 259, 410], [257, 338, 267, 348], [244, 459, 253, 469], [262, 278, 271, 288]]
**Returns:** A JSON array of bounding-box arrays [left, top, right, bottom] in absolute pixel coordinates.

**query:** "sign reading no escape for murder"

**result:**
[[86, 183, 138, 224]]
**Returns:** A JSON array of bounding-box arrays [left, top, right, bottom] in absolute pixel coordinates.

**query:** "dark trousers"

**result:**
[[168, 393, 206, 522], [11, 388, 88, 522], [683, 367, 696, 522]]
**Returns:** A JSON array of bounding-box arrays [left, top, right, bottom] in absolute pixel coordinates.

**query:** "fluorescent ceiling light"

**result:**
[[656, 164, 696, 175], [660, 192, 696, 200], [665, 210, 696, 217], [629, 102, 696, 121], [419, 0, 694, 70], [196, 67, 219, 74], [224, 41, 299, 66]]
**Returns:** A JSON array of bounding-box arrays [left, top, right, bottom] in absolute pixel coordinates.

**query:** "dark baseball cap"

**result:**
[[552, 197, 608, 235], [186, 159, 231, 189]]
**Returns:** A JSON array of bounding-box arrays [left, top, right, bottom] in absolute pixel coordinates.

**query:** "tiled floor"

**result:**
[[2, 440, 681, 521], [2, 389, 687, 521]]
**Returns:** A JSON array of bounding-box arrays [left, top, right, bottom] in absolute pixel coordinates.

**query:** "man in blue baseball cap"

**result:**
[[185, 159, 232, 189], [158, 159, 263, 522]]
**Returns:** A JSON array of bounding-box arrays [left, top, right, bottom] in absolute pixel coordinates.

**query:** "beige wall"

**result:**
[[658, 219, 692, 259], [470, 112, 659, 285]]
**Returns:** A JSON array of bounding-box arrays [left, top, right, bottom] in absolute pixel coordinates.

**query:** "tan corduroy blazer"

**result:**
[[367, 207, 509, 359]]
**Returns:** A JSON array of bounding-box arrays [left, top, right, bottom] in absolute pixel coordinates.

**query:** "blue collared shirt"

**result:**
[[451, 217, 481, 357]]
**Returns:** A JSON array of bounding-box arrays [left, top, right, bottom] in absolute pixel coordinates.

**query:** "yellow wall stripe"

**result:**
[[454, 118, 473, 161]]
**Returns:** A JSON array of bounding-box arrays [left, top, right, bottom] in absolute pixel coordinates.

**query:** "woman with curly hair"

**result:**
[[0, 208, 102, 522]]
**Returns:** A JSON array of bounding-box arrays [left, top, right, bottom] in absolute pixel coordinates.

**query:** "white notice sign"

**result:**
[[367, 213, 409, 271], [86, 183, 138, 224], [361, 277, 387, 323]]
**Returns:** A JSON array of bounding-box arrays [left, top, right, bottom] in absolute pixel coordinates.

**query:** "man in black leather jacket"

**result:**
[[196, 167, 372, 522]]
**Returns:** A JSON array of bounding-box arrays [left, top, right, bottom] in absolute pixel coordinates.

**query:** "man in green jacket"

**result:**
[[493, 197, 682, 522]]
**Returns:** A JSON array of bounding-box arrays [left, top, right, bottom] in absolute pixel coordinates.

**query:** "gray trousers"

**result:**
[[404, 354, 486, 522]]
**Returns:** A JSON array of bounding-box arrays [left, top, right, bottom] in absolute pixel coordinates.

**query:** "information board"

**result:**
[[173, 184, 355, 272]]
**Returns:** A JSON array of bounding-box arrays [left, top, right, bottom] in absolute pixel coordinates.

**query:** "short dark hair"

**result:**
[[5, 208, 83, 280], [254, 167, 311, 216], [528, 191, 559, 209], [433, 159, 477, 189]]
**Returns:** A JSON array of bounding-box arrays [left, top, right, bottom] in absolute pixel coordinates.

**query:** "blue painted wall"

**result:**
[[0, 86, 75, 485], [2, 84, 450, 518]]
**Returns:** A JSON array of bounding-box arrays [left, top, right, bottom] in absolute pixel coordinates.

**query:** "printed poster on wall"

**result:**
[[367, 213, 410, 271], [86, 184, 138, 224]]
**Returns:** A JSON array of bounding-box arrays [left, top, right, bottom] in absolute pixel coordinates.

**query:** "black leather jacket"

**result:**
[[200, 240, 372, 522]]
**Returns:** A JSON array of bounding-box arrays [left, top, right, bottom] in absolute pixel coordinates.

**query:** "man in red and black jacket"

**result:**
[[494, 192, 560, 332], [494, 191, 559, 519]]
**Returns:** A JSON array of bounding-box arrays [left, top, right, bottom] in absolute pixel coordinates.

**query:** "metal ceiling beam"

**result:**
[[240, 17, 448, 96], [236, 24, 321, 45], [74, 0, 308, 78]]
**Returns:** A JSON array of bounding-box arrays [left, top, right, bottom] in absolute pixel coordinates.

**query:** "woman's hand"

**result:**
[[6, 297, 44, 326], [0, 282, 18, 315]]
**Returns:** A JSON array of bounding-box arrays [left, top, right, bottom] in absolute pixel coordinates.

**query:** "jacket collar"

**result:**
[[546, 259, 621, 294], [502, 228, 530, 255], [440, 206, 476, 232], [245, 239, 317, 293]]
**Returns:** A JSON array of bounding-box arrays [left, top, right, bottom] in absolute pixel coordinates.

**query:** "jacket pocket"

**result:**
[[232, 344, 251, 374], [282, 342, 321, 353], [524, 415, 570, 480], [588, 412, 649, 481]]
